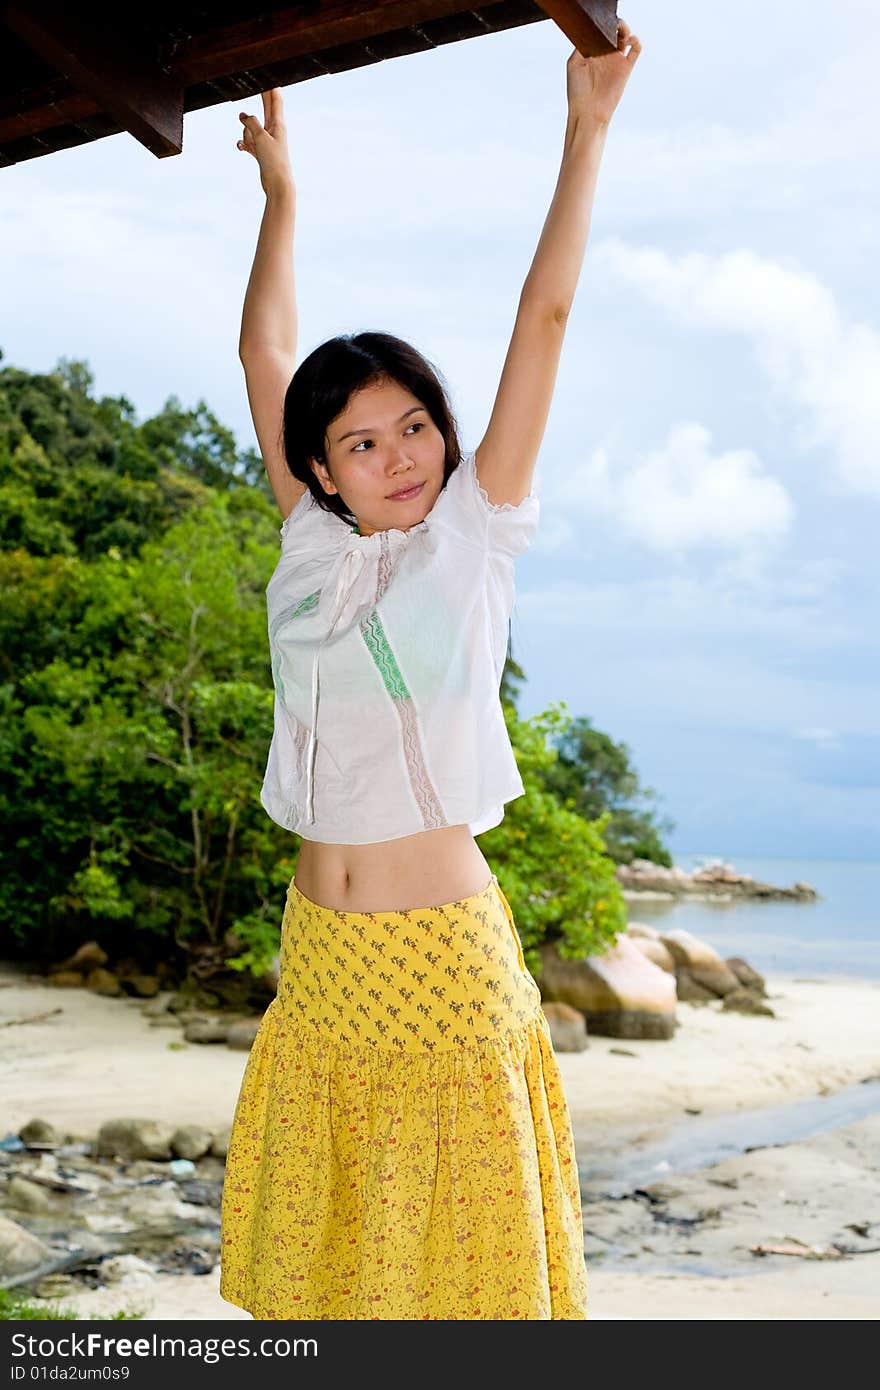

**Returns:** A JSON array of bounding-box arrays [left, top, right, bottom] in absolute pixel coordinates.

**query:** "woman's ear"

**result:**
[[309, 455, 338, 496]]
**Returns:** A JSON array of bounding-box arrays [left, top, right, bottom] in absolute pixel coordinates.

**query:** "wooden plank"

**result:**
[[536, 0, 619, 55], [3, 0, 185, 157], [170, 0, 491, 84], [179, 3, 548, 106], [0, 85, 95, 142]]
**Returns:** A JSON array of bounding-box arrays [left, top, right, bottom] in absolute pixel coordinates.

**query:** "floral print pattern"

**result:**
[[219, 875, 588, 1319]]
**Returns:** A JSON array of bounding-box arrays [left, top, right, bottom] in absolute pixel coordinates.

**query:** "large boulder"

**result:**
[[537, 933, 676, 1040], [659, 929, 741, 997], [0, 1215, 52, 1279], [50, 940, 107, 974], [226, 1018, 263, 1051], [95, 1119, 174, 1161], [141, 991, 175, 1018], [725, 956, 767, 996], [18, 1118, 61, 1150], [675, 969, 719, 1003], [625, 922, 661, 940], [5, 1177, 53, 1213], [209, 1127, 231, 1160], [86, 967, 122, 996], [121, 973, 161, 998], [541, 1002, 589, 1053], [183, 1019, 230, 1044], [722, 987, 775, 1017], [170, 1125, 213, 1160], [629, 936, 676, 974]]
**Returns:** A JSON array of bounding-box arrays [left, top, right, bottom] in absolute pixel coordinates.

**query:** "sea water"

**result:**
[[627, 854, 880, 979]]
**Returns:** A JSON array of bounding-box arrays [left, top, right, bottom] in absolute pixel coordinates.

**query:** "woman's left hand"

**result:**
[[566, 17, 642, 126]]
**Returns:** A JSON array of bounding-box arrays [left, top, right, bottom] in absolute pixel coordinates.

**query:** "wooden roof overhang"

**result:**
[[0, 0, 620, 165]]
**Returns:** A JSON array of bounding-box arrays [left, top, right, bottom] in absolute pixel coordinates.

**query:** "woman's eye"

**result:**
[[352, 421, 423, 453]]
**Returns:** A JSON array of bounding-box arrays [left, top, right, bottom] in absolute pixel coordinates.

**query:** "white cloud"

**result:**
[[600, 35, 879, 224], [530, 511, 575, 554], [541, 420, 792, 556], [793, 727, 840, 748], [516, 569, 858, 648], [591, 240, 880, 500]]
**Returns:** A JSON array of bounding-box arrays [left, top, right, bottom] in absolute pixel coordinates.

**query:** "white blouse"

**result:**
[[260, 448, 540, 844]]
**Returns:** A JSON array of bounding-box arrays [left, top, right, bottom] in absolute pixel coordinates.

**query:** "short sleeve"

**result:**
[[278, 490, 355, 562], [279, 488, 314, 543], [432, 450, 540, 558]]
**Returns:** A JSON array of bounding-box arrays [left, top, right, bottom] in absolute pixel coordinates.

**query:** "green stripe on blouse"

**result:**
[[359, 610, 410, 700]]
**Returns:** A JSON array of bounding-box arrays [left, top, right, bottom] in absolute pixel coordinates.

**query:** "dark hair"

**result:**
[[281, 331, 462, 522]]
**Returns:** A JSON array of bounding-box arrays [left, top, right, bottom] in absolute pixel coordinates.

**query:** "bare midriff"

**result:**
[[293, 823, 494, 913]]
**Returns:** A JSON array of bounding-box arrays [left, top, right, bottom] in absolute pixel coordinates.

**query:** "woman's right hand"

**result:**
[[236, 88, 294, 197]]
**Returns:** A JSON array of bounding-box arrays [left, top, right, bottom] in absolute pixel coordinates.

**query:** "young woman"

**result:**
[[220, 21, 641, 1321]]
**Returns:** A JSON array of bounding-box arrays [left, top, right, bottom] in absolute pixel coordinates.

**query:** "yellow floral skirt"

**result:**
[[219, 873, 588, 1320]]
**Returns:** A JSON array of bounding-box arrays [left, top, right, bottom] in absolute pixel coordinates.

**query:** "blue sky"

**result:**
[[2, 1, 878, 862]]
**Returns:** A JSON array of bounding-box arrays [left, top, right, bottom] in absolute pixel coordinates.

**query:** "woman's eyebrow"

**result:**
[[336, 405, 424, 443]]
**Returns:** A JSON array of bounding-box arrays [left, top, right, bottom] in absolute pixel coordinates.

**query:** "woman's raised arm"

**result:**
[[475, 20, 642, 508], [236, 88, 307, 520]]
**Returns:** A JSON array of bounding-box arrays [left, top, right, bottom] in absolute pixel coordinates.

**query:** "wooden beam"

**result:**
[[535, 0, 619, 56], [0, 1, 620, 164], [3, 1, 185, 157], [0, 84, 95, 145], [169, 0, 491, 86]]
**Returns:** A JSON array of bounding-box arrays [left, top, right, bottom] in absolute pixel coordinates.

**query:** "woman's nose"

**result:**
[[388, 446, 415, 473]]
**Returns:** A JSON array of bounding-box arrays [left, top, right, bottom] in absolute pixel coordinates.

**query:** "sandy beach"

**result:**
[[2, 965, 879, 1320]]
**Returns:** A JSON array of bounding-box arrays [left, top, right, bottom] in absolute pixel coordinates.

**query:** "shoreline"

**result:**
[[4, 968, 877, 1139], [2, 964, 879, 1320], [560, 974, 880, 1146]]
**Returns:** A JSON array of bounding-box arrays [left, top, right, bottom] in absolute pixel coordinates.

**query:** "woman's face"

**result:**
[[310, 377, 447, 537]]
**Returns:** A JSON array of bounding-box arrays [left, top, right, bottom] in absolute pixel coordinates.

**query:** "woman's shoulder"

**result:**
[[279, 487, 313, 541], [279, 490, 356, 554], [430, 448, 540, 559]]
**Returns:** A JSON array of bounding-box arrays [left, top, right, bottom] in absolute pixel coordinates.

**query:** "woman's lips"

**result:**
[[387, 481, 424, 501]]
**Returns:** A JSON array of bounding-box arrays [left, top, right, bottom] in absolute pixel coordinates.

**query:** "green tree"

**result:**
[[0, 356, 266, 562], [477, 703, 626, 978], [0, 490, 296, 976], [540, 712, 675, 865], [0, 350, 293, 979]]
